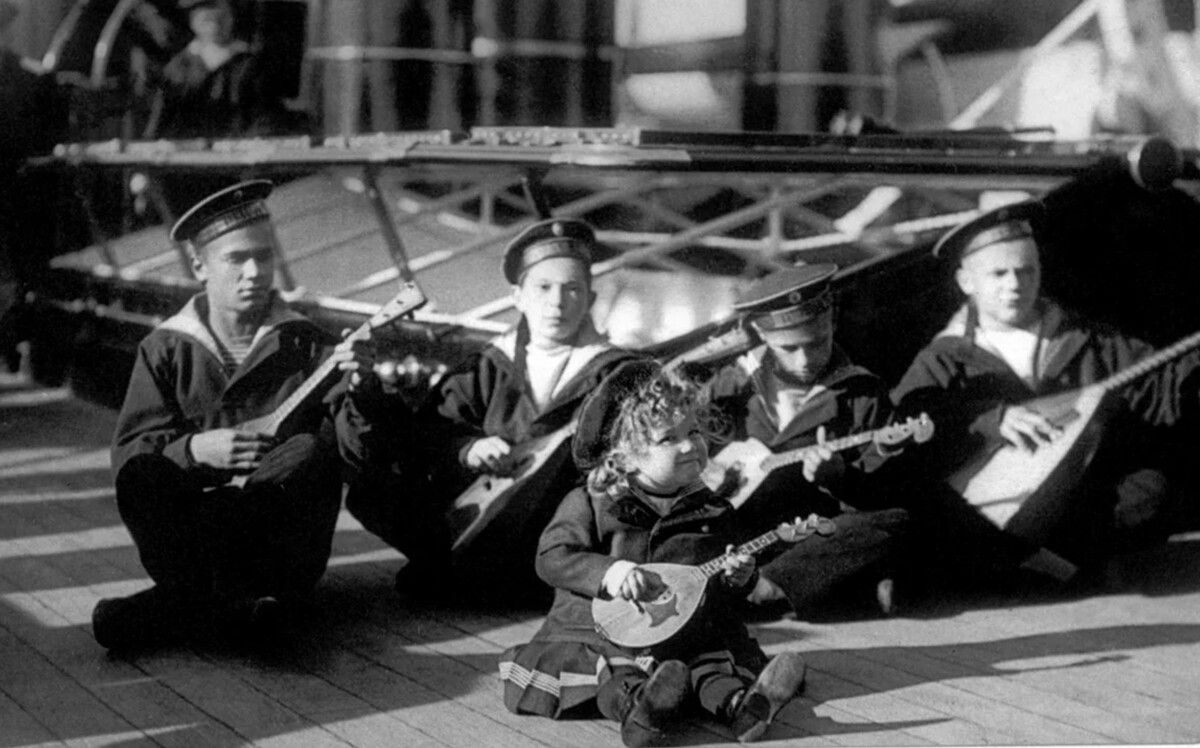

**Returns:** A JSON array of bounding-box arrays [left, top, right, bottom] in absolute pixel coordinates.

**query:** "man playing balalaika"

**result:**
[[94, 180, 377, 651], [892, 199, 1200, 577]]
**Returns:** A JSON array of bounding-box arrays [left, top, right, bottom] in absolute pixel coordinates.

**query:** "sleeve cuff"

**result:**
[[184, 434, 198, 468], [161, 434, 197, 471], [458, 438, 476, 468]]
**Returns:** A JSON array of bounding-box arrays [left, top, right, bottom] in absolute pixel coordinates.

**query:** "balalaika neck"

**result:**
[[697, 529, 782, 579], [1097, 328, 1200, 396], [254, 322, 372, 437], [761, 431, 876, 472]]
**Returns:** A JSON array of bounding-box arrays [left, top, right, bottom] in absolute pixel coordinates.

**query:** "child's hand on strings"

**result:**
[[618, 567, 656, 602]]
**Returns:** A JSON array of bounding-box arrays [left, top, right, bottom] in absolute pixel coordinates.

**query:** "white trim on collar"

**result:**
[[493, 319, 613, 371], [156, 293, 306, 363]]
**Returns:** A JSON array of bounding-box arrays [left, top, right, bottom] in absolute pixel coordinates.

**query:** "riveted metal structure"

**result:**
[[23, 126, 1200, 407]]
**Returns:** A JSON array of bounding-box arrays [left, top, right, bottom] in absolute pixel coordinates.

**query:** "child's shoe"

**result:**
[[729, 652, 807, 743], [620, 659, 691, 748]]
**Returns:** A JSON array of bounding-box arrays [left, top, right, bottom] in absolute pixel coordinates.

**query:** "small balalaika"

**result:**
[[947, 327, 1200, 544], [592, 515, 836, 649], [704, 415, 934, 509], [229, 282, 427, 487]]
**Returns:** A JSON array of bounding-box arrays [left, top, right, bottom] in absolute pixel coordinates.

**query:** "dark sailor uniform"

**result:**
[[97, 180, 349, 650], [710, 264, 909, 614], [113, 292, 345, 602], [892, 200, 1200, 568], [893, 299, 1200, 564], [423, 320, 637, 585], [339, 218, 638, 592]]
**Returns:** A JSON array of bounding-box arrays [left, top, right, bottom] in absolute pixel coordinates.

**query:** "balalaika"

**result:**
[[947, 327, 1200, 544], [446, 422, 577, 552], [705, 414, 934, 509], [229, 283, 427, 488]]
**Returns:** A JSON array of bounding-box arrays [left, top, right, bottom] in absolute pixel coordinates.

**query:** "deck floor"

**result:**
[[3, 370, 1200, 748]]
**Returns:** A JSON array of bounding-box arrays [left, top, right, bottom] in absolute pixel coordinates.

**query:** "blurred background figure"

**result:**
[[145, 0, 283, 139], [0, 0, 23, 341], [1, 0, 66, 368]]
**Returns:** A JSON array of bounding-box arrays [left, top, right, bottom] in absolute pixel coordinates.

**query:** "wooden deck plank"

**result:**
[[125, 648, 353, 747], [0, 668, 61, 747], [832, 628, 1195, 744], [0, 544, 272, 748], [249, 646, 462, 748], [0, 622, 143, 746], [791, 672, 989, 747], [853, 598, 1200, 739], [337, 616, 609, 748], [0, 504, 350, 748], [1, 624, 250, 748]]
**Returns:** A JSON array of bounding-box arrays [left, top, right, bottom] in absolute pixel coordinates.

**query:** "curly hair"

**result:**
[[586, 366, 730, 500]]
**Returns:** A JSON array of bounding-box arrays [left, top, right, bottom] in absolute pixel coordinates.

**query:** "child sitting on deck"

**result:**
[[498, 359, 809, 746]]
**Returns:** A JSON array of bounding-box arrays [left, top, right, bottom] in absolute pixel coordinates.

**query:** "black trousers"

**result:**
[[115, 434, 343, 603], [759, 507, 910, 612], [343, 466, 451, 574]]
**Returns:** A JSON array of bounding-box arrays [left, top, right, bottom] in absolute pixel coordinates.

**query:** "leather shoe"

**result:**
[[92, 586, 200, 651], [730, 652, 807, 743], [620, 659, 690, 747]]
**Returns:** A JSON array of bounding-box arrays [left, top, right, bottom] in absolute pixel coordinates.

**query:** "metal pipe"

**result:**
[[47, 134, 1192, 183], [951, 0, 1106, 128], [90, 0, 141, 88], [361, 165, 415, 282], [591, 177, 853, 278]]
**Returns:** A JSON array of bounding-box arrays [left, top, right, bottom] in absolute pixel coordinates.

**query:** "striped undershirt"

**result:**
[[214, 334, 255, 375]]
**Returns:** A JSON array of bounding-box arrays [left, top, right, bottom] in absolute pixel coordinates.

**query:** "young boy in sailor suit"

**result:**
[[340, 218, 637, 593], [708, 264, 910, 616], [893, 200, 1200, 576], [95, 180, 373, 650]]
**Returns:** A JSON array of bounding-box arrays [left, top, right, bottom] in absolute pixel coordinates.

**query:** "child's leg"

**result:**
[[597, 662, 690, 748], [595, 665, 647, 723], [689, 651, 753, 721], [691, 651, 808, 744]]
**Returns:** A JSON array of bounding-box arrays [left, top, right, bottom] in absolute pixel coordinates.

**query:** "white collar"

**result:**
[[493, 318, 613, 368], [157, 292, 305, 363]]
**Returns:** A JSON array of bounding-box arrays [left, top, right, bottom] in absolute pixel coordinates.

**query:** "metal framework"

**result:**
[[37, 128, 1196, 351]]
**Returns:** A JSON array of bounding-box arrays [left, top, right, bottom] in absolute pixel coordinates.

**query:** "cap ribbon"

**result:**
[[748, 291, 832, 331], [960, 220, 1033, 260], [190, 202, 271, 247], [518, 238, 591, 278]]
